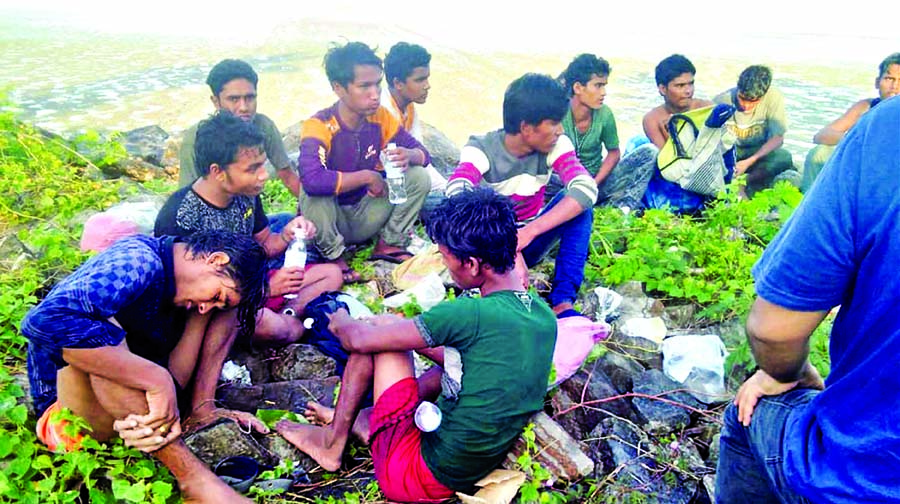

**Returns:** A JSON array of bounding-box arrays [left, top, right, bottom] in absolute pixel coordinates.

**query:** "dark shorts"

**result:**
[[370, 377, 454, 503]]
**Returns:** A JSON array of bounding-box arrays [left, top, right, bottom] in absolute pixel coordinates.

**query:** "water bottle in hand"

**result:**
[[282, 228, 307, 299], [383, 142, 407, 204]]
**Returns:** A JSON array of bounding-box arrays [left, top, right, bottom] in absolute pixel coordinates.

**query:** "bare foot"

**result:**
[[180, 473, 253, 503], [303, 401, 334, 425], [275, 420, 344, 472]]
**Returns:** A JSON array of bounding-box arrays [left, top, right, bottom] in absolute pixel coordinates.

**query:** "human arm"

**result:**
[[594, 148, 620, 185], [517, 195, 585, 251], [259, 115, 301, 197], [812, 100, 870, 146], [642, 108, 668, 149], [445, 142, 489, 196], [298, 119, 386, 197], [177, 125, 199, 188], [328, 309, 428, 354], [254, 215, 317, 258], [385, 124, 431, 170], [277, 168, 301, 197], [735, 135, 783, 174]]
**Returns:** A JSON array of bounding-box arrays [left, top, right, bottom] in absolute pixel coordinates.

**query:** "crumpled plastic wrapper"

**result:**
[[456, 469, 527, 504]]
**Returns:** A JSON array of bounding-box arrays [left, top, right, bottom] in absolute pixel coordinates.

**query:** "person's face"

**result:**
[[876, 63, 900, 100], [334, 64, 383, 117], [521, 119, 564, 154], [212, 78, 257, 121], [174, 252, 241, 315], [574, 74, 609, 109], [438, 244, 479, 289], [211, 145, 269, 197], [395, 66, 431, 104], [659, 72, 695, 111], [736, 92, 763, 112]]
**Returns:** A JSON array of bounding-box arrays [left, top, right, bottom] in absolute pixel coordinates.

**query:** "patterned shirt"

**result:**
[[298, 102, 432, 206], [21, 235, 185, 416], [446, 130, 598, 222], [154, 185, 268, 238]]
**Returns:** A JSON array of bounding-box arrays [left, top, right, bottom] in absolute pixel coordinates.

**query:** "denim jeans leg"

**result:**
[[521, 193, 593, 307], [715, 388, 818, 504]]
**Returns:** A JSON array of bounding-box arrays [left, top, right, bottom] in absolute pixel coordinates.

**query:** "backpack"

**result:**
[[657, 104, 736, 196]]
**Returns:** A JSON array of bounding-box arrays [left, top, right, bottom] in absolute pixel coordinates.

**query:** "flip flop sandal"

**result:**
[[369, 250, 414, 264]]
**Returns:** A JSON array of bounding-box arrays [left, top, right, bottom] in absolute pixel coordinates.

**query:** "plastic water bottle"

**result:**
[[282, 229, 307, 300], [383, 142, 407, 205], [414, 401, 442, 432]]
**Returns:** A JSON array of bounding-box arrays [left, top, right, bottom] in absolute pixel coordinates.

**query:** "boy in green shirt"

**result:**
[[276, 188, 557, 501]]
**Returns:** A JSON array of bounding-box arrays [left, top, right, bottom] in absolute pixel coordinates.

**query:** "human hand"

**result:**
[[516, 226, 536, 252], [735, 158, 754, 176], [364, 313, 405, 326], [367, 171, 387, 198], [269, 266, 305, 297], [283, 216, 317, 241], [327, 308, 353, 334], [734, 369, 799, 426], [113, 414, 182, 453], [384, 146, 412, 171], [183, 407, 269, 435]]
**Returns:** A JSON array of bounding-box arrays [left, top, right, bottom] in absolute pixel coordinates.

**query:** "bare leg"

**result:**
[[57, 365, 251, 503], [276, 352, 374, 471], [286, 263, 344, 312], [253, 308, 304, 346], [303, 402, 373, 445]]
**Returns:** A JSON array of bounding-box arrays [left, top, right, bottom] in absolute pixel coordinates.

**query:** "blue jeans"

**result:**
[[716, 388, 818, 504], [521, 192, 593, 307]]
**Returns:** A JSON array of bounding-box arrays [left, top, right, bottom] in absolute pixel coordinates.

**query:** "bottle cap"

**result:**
[[303, 318, 314, 330]]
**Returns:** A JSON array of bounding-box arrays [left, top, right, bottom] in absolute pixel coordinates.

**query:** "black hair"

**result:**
[[562, 53, 611, 96], [181, 230, 268, 341], [737, 65, 772, 100], [502, 73, 568, 134], [385, 42, 431, 86], [655, 54, 696, 86], [426, 187, 517, 274], [206, 59, 259, 96], [324, 41, 383, 88], [878, 53, 900, 78], [194, 111, 265, 176]]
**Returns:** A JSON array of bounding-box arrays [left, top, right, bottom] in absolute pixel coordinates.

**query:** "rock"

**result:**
[[662, 304, 696, 329], [594, 349, 645, 394], [421, 122, 459, 178], [183, 419, 278, 468], [371, 261, 399, 295], [121, 125, 169, 166], [701, 474, 716, 504], [258, 434, 320, 475], [605, 332, 663, 371], [615, 281, 665, 319], [228, 347, 274, 385], [162, 137, 181, 170], [632, 370, 703, 435], [503, 411, 594, 481], [589, 418, 697, 504], [269, 344, 338, 381], [217, 377, 339, 413], [102, 157, 171, 182], [281, 122, 302, 156], [551, 361, 640, 441]]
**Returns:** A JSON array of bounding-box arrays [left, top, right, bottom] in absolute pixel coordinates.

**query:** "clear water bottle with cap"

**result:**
[[282, 228, 307, 300], [383, 142, 407, 205], [414, 401, 442, 432]]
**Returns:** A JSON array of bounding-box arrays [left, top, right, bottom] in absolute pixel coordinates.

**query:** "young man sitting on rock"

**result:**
[[446, 73, 598, 317], [21, 230, 270, 504], [179, 58, 300, 197], [156, 111, 343, 346], [298, 41, 432, 283], [275, 188, 557, 502]]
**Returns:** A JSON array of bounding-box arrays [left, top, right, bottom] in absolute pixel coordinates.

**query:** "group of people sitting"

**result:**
[[20, 38, 900, 504]]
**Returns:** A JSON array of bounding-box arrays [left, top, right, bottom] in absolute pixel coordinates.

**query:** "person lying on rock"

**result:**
[[298, 41, 432, 283], [21, 230, 270, 504], [446, 73, 598, 318], [276, 187, 557, 502], [156, 111, 343, 346]]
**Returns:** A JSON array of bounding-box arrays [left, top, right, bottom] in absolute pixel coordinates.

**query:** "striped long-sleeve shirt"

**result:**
[[446, 130, 598, 222]]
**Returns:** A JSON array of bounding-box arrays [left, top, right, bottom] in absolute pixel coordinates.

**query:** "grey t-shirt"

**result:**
[[178, 113, 292, 187], [714, 87, 788, 157]]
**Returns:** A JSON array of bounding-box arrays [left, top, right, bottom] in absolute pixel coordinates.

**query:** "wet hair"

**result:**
[[737, 65, 772, 100], [194, 111, 264, 176], [655, 54, 696, 86], [181, 230, 268, 341], [562, 54, 611, 96], [206, 59, 259, 96], [502, 73, 568, 134], [324, 41, 383, 88], [426, 187, 517, 274], [878, 53, 900, 78], [385, 42, 431, 86]]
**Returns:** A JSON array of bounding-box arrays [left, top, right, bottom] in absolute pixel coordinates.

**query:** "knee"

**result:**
[[404, 165, 431, 196], [314, 262, 344, 291]]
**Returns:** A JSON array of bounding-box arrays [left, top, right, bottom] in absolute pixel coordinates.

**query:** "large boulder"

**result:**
[[421, 122, 459, 177], [504, 411, 594, 481], [217, 377, 339, 413], [183, 419, 278, 468], [551, 360, 640, 441], [269, 344, 338, 381], [632, 370, 703, 435], [121, 125, 169, 166], [594, 349, 646, 395]]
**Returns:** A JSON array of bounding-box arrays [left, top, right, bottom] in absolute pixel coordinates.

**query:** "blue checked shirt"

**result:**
[[21, 235, 184, 416]]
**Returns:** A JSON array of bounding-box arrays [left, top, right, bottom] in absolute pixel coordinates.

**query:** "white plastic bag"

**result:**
[[661, 334, 728, 403], [383, 272, 446, 311]]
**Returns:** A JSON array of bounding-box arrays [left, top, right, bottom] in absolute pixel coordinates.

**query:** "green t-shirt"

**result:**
[[414, 290, 556, 491], [178, 113, 292, 187], [714, 87, 788, 158], [562, 105, 619, 176]]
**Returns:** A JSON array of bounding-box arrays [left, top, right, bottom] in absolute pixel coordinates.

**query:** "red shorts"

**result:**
[[36, 401, 84, 452], [370, 377, 454, 503]]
